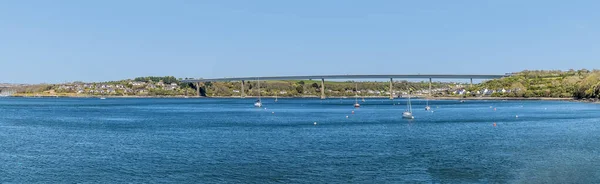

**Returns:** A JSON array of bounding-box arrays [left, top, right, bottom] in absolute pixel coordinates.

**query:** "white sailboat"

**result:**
[[425, 97, 431, 111], [254, 78, 262, 107], [354, 84, 360, 108], [426, 80, 432, 111], [275, 92, 278, 102], [402, 91, 414, 119]]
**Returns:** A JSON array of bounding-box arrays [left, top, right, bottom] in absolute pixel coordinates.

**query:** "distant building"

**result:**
[[130, 81, 146, 86]]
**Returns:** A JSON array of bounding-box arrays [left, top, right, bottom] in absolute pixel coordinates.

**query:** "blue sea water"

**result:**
[[1, 97, 600, 183]]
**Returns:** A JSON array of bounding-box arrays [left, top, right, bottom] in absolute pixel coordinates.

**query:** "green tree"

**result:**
[[295, 85, 304, 94]]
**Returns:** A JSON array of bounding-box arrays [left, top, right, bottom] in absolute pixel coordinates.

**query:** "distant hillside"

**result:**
[[473, 69, 600, 99]]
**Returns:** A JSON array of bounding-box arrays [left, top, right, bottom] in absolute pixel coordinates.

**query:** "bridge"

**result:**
[[182, 74, 509, 99]]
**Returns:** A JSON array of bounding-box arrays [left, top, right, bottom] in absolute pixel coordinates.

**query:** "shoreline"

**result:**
[[5, 94, 582, 102], [429, 96, 575, 101]]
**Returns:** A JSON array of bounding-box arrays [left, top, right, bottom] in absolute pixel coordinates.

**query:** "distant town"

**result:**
[[1, 77, 502, 98]]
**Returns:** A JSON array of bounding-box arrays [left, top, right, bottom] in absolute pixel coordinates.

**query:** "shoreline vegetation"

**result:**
[[7, 95, 593, 103], [4, 94, 579, 101], [2, 69, 600, 102]]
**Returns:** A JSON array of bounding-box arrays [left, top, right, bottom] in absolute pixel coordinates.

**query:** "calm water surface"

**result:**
[[1, 98, 599, 183]]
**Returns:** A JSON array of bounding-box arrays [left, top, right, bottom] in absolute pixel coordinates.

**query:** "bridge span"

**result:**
[[182, 74, 509, 99]]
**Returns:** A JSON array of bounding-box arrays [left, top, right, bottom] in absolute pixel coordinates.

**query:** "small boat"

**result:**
[[254, 100, 262, 107], [100, 97, 106, 100], [254, 78, 262, 107], [402, 92, 414, 119], [426, 83, 432, 111], [354, 84, 360, 108], [402, 111, 414, 119]]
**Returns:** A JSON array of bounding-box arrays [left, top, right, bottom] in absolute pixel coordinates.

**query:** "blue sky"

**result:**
[[1, 0, 599, 83]]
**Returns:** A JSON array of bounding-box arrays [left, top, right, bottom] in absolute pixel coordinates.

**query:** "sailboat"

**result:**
[[275, 92, 278, 102], [254, 78, 262, 107], [354, 84, 360, 108], [425, 96, 431, 111], [402, 91, 414, 119]]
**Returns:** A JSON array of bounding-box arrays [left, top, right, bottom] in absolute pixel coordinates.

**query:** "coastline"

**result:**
[[6, 94, 582, 102], [429, 96, 575, 101]]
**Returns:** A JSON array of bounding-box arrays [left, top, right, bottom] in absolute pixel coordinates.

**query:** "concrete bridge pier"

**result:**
[[470, 78, 473, 88], [389, 78, 394, 100], [428, 78, 431, 98], [429, 78, 432, 98], [195, 82, 201, 97], [241, 80, 245, 98], [320, 78, 326, 99]]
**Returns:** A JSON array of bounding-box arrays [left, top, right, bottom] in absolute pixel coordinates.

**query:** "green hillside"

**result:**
[[474, 69, 600, 99]]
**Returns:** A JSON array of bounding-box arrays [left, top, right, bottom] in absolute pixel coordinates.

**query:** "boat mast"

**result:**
[[257, 77, 261, 101], [407, 90, 412, 113], [355, 83, 358, 104]]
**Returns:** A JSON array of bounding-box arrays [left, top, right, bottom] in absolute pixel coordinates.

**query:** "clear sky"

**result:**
[[1, 0, 599, 83]]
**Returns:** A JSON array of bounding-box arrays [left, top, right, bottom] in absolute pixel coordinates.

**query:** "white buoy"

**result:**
[[272, 112, 274, 114], [516, 115, 519, 118], [314, 122, 317, 125], [264, 108, 267, 110], [346, 116, 349, 118]]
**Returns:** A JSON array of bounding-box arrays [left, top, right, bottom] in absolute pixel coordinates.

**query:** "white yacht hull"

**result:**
[[402, 112, 414, 119]]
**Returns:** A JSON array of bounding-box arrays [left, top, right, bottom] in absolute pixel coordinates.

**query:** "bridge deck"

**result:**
[[182, 74, 507, 82]]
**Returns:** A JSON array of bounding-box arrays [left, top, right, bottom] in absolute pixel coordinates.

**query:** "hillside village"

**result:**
[[4, 78, 522, 98], [56, 80, 184, 96]]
